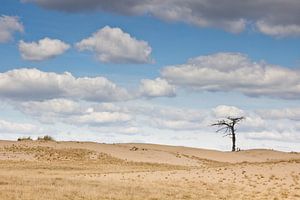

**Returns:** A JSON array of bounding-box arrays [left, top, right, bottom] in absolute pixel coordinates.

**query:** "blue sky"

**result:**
[[0, 0, 300, 151]]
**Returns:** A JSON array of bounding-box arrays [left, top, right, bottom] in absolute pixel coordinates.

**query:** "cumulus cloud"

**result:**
[[10, 96, 300, 144], [14, 99, 206, 131], [257, 108, 300, 121], [161, 52, 300, 100], [256, 21, 300, 37], [71, 112, 132, 126], [211, 105, 266, 132], [241, 115, 266, 132], [210, 105, 300, 143], [139, 78, 176, 98], [0, 15, 23, 43], [245, 131, 300, 143], [22, 0, 300, 36], [15, 99, 133, 126], [127, 104, 204, 122], [119, 126, 140, 135], [93, 102, 125, 112], [76, 26, 152, 63], [19, 38, 70, 61], [211, 105, 299, 144], [0, 119, 39, 134], [0, 68, 130, 102], [16, 99, 82, 117], [150, 118, 203, 131], [127, 104, 206, 131], [213, 105, 245, 118]]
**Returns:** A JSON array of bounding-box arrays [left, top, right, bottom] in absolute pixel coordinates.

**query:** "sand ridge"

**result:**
[[0, 140, 299, 199]]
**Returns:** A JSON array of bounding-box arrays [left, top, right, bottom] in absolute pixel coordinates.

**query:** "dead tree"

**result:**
[[211, 117, 244, 152]]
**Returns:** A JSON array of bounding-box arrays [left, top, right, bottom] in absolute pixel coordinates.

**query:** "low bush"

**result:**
[[37, 135, 55, 141], [17, 137, 33, 141]]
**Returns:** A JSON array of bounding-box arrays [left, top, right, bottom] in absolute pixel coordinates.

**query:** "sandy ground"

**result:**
[[0, 140, 299, 200]]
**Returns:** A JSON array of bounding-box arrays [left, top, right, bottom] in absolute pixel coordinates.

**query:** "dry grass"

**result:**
[[0, 141, 300, 200]]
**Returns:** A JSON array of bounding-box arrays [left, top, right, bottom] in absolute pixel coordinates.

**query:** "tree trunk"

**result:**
[[231, 127, 236, 152], [232, 135, 236, 151]]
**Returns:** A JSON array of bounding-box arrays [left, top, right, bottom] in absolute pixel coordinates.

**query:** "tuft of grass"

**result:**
[[17, 136, 33, 141], [37, 135, 55, 141]]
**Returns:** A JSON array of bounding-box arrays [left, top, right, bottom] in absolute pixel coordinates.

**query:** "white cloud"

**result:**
[[126, 104, 206, 131], [126, 104, 204, 122], [161, 52, 300, 100], [150, 118, 203, 131], [15, 99, 133, 126], [14, 99, 206, 131], [257, 108, 300, 121], [7, 96, 300, 146], [212, 105, 245, 118], [0, 119, 39, 134], [17, 99, 82, 116], [139, 78, 176, 98], [119, 126, 140, 135], [71, 111, 132, 126], [93, 103, 124, 112], [0, 15, 23, 43], [209, 105, 300, 143], [19, 37, 70, 61], [241, 115, 266, 131], [211, 105, 266, 132], [22, 0, 300, 37], [76, 26, 152, 63], [256, 21, 300, 37], [245, 131, 300, 143], [149, 5, 247, 34], [0, 68, 130, 102]]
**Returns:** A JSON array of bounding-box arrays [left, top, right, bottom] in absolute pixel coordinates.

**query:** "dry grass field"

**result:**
[[0, 140, 300, 200]]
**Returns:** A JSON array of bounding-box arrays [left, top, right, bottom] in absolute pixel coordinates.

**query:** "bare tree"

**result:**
[[211, 117, 244, 152]]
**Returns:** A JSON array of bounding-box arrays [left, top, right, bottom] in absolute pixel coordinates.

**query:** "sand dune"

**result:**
[[0, 140, 299, 199]]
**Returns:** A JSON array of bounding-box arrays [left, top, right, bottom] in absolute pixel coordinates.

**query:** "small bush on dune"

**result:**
[[17, 135, 55, 142], [37, 135, 55, 141], [17, 137, 33, 141]]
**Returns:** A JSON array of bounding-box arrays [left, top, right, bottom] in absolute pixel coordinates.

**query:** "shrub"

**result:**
[[37, 135, 55, 141], [17, 136, 33, 141]]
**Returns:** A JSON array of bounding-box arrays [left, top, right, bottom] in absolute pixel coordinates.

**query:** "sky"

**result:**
[[0, 0, 300, 151]]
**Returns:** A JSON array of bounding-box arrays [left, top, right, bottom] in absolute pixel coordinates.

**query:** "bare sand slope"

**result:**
[[0, 140, 299, 200]]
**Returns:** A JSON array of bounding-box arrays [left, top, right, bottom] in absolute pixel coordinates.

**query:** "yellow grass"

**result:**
[[0, 141, 300, 199]]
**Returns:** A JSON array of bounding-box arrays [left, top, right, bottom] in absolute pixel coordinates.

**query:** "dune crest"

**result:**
[[0, 140, 299, 199]]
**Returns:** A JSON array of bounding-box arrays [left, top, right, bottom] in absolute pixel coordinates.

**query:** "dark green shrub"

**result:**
[[17, 136, 33, 141], [37, 135, 55, 141]]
